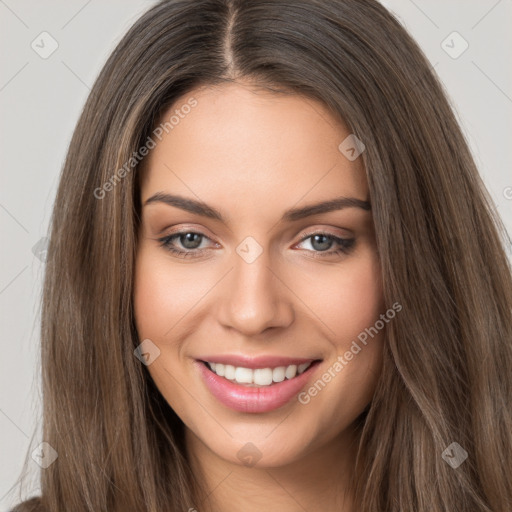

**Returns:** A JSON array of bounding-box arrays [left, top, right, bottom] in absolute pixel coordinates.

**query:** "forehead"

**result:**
[[139, 82, 368, 216]]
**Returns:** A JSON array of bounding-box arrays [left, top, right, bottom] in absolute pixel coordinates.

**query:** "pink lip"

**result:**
[[195, 359, 322, 413]]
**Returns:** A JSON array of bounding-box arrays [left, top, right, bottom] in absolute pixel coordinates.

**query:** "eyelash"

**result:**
[[157, 230, 355, 260]]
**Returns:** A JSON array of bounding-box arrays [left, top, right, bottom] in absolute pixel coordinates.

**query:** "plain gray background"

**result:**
[[1, 0, 511, 508]]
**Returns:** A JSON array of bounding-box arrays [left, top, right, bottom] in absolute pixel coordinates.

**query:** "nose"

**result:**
[[216, 246, 295, 337]]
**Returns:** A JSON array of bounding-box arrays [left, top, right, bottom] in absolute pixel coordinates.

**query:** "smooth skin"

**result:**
[[134, 81, 385, 512]]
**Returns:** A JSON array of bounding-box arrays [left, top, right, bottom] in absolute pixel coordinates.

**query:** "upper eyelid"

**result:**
[[168, 231, 217, 248], [162, 228, 349, 247]]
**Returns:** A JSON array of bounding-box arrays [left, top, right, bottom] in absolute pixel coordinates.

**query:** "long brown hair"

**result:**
[[12, 0, 512, 510]]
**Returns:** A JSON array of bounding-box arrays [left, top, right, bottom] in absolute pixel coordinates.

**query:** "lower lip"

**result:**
[[195, 360, 322, 413]]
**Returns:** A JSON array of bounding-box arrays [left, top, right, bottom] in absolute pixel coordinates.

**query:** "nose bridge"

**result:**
[[217, 237, 293, 335]]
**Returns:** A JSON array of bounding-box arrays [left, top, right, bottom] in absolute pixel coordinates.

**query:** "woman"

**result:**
[[12, 0, 512, 511]]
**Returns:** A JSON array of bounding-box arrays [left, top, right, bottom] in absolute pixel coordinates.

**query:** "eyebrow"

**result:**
[[144, 192, 371, 223]]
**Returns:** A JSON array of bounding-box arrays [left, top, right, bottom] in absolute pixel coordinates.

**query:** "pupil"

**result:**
[[181, 233, 201, 249], [312, 234, 332, 251]]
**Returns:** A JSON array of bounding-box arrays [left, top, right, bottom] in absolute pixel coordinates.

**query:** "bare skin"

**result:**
[[134, 81, 385, 512]]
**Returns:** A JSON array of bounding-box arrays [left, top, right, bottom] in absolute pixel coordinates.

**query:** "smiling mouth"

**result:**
[[200, 359, 322, 387]]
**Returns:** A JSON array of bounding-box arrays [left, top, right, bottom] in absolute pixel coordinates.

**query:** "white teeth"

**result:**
[[297, 362, 310, 374], [235, 367, 253, 384], [254, 368, 273, 386], [285, 364, 297, 379], [224, 364, 236, 380], [206, 361, 313, 386], [272, 366, 286, 383]]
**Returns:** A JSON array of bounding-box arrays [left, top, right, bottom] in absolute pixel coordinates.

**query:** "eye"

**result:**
[[157, 231, 216, 259], [157, 230, 355, 260], [295, 231, 355, 258]]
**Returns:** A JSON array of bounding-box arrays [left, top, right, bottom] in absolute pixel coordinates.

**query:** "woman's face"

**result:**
[[134, 82, 385, 468]]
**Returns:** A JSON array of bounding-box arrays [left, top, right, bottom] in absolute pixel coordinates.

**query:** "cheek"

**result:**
[[335, 255, 384, 337], [133, 246, 211, 343], [132, 247, 199, 418], [298, 251, 384, 402], [299, 251, 384, 347], [133, 250, 173, 341], [300, 256, 385, 420]]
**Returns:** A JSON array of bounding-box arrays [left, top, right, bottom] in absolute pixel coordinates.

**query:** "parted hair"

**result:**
[[12, 0, 512, 511]]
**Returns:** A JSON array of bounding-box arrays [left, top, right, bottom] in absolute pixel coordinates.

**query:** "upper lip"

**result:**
[[197, 354, 322, 369]]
